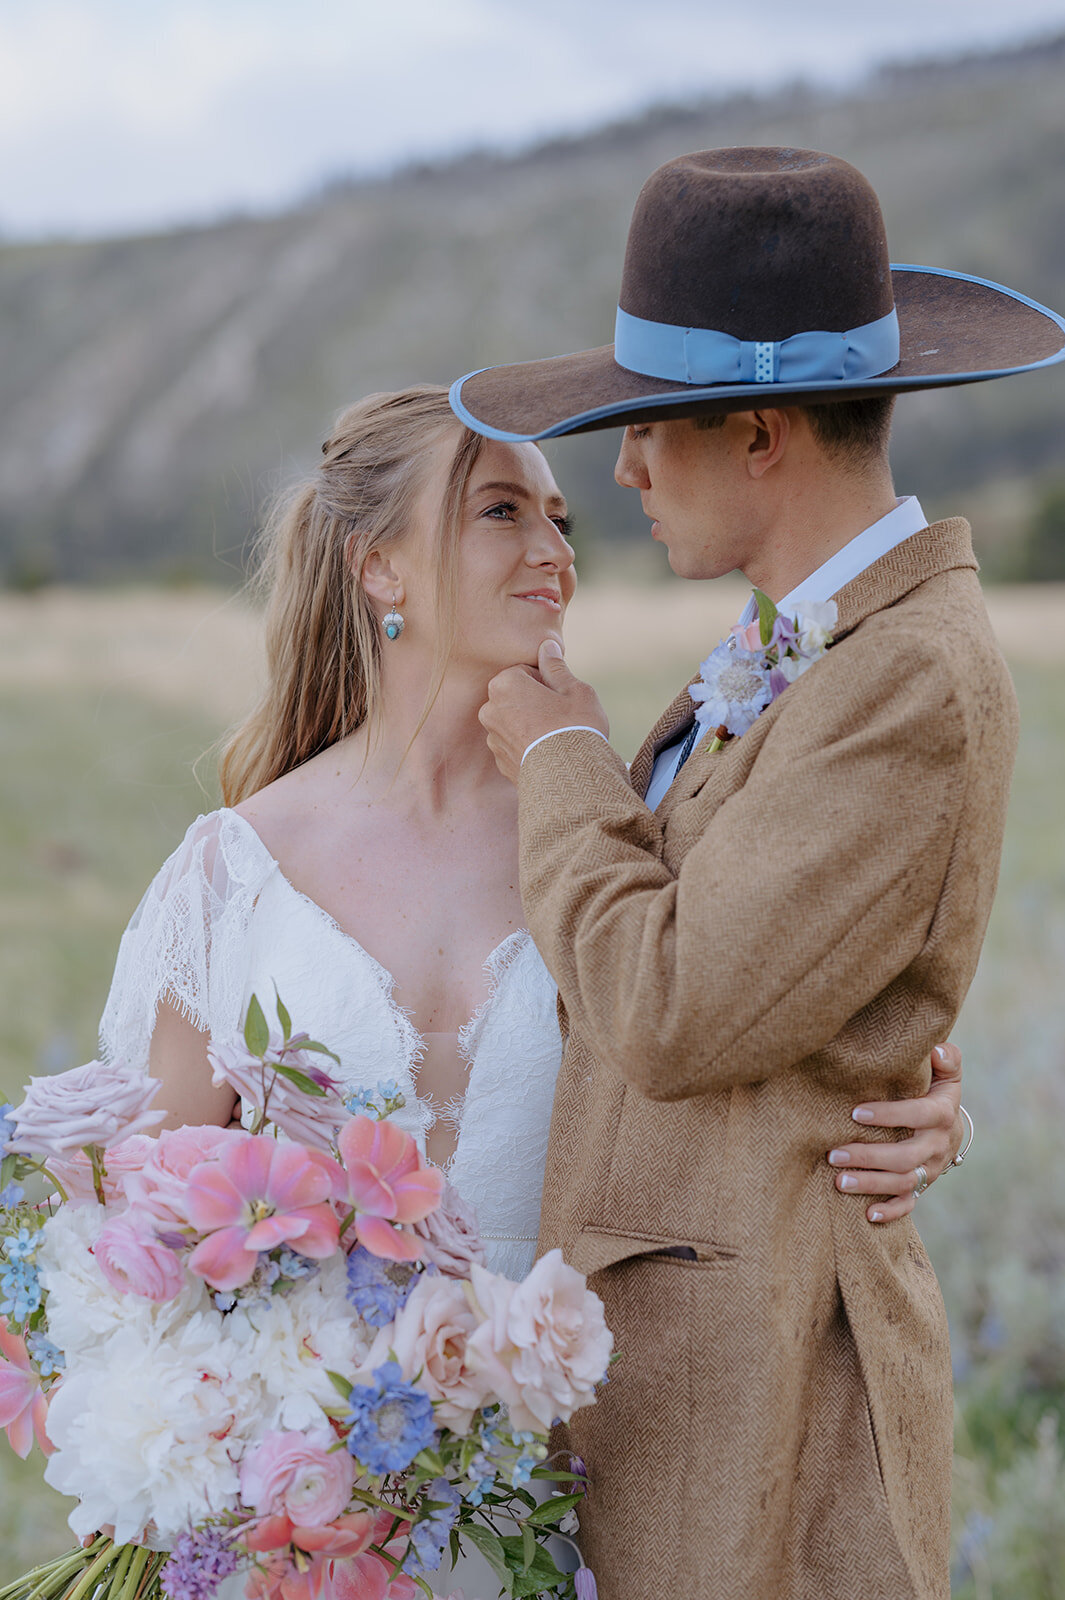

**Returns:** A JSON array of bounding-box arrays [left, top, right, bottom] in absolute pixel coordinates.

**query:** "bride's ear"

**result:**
[[349, 535, 404, 610]]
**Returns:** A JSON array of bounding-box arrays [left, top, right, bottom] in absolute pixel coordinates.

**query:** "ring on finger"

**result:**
[[912, 1164, 930, 1199]]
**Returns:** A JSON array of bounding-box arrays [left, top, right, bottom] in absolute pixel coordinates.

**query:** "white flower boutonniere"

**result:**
[[689, 590, 837, 753]]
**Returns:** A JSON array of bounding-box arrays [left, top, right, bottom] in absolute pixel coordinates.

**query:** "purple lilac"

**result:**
[[160, 1528, 239, 1600]]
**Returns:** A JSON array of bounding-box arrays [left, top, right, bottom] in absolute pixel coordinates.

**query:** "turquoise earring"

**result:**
[[382, 594, 404, 641]]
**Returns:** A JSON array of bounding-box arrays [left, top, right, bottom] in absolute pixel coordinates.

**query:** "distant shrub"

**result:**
[[1016, 481, 1065, 579]]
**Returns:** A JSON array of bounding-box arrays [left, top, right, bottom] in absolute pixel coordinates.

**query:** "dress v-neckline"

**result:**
[[221, 808, 532, 1166]]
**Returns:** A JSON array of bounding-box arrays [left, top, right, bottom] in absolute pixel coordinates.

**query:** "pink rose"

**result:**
[[466, 1250, 613, 1433], [241, 1429, 356, 1528], [122, 1124, 243, 1232], [8, 1060, 164, 1161], [731, 619, 764, 652], [410, 1180, 485, 1279], [357, 1275, 488, 1433], [93, 1213, 186, 1301], [49, 1135, 158, 1208], [208, 1038, 348, 1153]]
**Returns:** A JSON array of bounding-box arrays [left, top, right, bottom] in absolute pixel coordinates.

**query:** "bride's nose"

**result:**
[[526, 515, 574, 570]]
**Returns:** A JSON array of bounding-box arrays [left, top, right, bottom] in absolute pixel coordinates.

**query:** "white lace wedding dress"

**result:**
[[99, 808, 568, 1599]]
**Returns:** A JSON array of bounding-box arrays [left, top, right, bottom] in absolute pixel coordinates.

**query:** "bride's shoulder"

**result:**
[[145, 806, 277, 909]]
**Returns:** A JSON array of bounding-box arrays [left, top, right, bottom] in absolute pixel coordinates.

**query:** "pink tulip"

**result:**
[[184, 1135, 340, 1291], [336, 1117, 443, 1262], [0, 1326, 50, 1459], [331, 1512, 417, 1600], [243, 1513, 377, 1600]]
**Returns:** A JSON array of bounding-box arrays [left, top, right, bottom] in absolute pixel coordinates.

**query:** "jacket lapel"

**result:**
[[629, 680, 698, 799], [636, 519, 977, 817]]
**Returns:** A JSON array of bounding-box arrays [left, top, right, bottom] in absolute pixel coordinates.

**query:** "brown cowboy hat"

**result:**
[[449, 146, 1065, 441]]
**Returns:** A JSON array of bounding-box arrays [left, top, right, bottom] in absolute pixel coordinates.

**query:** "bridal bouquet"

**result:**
[[0, 995, 611, 1600]]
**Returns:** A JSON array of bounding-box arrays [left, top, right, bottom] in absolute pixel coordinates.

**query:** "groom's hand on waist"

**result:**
[[480, 640, 610, 784]]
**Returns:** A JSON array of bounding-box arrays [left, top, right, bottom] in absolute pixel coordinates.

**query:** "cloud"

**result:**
[[1, 0, 1062, 237]]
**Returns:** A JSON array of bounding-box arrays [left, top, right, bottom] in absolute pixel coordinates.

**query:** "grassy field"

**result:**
[[1, 583, 1064, 1594]]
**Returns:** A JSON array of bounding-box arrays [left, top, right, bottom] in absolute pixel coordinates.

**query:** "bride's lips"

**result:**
[[513, 589, 562, 611]]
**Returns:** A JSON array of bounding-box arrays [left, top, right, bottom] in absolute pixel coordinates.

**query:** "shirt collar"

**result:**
[[737, 496, 928, 625]]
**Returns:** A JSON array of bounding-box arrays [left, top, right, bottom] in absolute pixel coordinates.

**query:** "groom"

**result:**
[[452, 150, 1065, 1598]]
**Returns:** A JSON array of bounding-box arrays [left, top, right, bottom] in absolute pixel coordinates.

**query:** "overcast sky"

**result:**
[[3, 0, 1064, 239]]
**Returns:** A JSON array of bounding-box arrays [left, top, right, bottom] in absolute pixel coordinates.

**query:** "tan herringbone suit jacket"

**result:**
[[520, 521, 1018, 1600]]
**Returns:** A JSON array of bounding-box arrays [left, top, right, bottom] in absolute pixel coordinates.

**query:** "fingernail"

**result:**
[[869, 1209, 884, 1222], [852, 1108, 874, 1123], [828, 1150, 850, 1166], [839, 1174, 858, 1190], [934, 1045, 949, 1063]]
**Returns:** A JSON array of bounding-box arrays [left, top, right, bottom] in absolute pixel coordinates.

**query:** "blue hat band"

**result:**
[[613, 303, 900, 386]]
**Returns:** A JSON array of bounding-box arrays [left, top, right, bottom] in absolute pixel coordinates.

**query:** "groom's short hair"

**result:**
[[695, 394, 895, 468]]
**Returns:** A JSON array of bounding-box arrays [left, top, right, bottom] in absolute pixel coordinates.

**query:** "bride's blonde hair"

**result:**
[[219, 385, 484, 805]]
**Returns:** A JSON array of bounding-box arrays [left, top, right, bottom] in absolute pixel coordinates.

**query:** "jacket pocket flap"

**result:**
[[570, 1227, 737, 1275]]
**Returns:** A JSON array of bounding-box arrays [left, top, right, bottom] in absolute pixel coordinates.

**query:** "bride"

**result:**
[[98, 384, 965, 1597]]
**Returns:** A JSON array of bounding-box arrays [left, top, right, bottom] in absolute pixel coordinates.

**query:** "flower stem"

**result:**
[[61, 1541, 118, 1600]]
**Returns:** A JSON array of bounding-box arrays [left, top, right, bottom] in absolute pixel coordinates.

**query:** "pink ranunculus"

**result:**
[[93, 1213, 186, 1301], [336, 1117, 443, 1262], [331, 1512, 417, 1600], [731, 619, 764, 653], [185, 1135, 340, 1291], [0, 1326, 50, 1459], [122, 1124, 244, 1231], [240, 1428, 356, 1529], [466, 1250, 613, 1434], [7, 1059, 165, 1162], [208, 1038, 349, 1154], [410, 1180, 485, 1279], [48, 1135, 158, 1208], [357, 1274, 488, 1433]]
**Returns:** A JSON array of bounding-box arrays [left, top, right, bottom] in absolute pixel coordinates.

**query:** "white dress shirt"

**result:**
[[641, 495, 928, 810]]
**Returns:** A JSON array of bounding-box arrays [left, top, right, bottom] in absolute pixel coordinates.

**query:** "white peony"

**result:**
[[793, 597, 838, 655], [223, 1255, 371, 1432], [36, 1205, 209, 1361], [44, 1312, 259, 1544]]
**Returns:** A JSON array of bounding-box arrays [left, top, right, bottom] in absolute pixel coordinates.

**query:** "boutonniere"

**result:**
[[689, 590, 837, 754]]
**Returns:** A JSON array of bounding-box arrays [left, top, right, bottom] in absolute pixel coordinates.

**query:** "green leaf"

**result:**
[[528, 1467, 583, 1483], [243, 994, 269, 1058], [521, 1523, 536, 1573], [524, 1491, 584, 1527], [413, 1447, 445, 1476], [273, 987, 292, 1042], [0, 1150, 19, 1190], [326, 1369, 353, 1401], [754, 587, 778, 647], [298, 1039, 342, 1066], [462, 1523, 510, 1584], [498, 1537, 566, 1597], [273, 1063, 327, 1098]]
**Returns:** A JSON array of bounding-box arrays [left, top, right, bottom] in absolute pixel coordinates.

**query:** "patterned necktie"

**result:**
[[673, 718, 702, 773]]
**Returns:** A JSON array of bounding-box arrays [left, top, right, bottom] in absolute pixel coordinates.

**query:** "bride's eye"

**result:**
[[553, 514, 575, 539], [483, 500, 519, 522]]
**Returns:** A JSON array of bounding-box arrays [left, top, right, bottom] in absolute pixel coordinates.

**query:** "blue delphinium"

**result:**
[[0, 1228, 41, 1320], [403, 1477, 461, 1576], [343, 1081, 406, 1119], [160, 1528, 239, 1600], [344, 1360, 436, 1474], [345, 1247, 422, 1328], [25, 1332, 64, 1376]]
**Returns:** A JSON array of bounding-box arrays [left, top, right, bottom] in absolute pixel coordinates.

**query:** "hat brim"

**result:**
[[450, 266, 1065, 442]]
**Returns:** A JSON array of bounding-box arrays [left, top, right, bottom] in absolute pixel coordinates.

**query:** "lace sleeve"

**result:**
[[98, 810, 277, 1072]]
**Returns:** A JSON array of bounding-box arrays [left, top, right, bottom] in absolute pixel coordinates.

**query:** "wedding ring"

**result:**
[[912, 1164, 930, 1199]]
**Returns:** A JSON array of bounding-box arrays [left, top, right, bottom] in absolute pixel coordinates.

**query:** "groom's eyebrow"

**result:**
[[474, 479, 569, 511]]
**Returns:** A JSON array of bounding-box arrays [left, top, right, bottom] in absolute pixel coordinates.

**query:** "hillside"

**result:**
[[2, 31, 1064, 583]]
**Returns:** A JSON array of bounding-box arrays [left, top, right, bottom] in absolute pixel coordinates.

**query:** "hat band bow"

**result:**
[[614, 304, 900, 387]]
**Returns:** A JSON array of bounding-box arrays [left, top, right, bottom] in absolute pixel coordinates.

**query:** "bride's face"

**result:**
[[392, 434, 577, 674]]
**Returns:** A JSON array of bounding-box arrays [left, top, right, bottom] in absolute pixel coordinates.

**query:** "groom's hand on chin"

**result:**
[[480, 639, 609, 784]]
